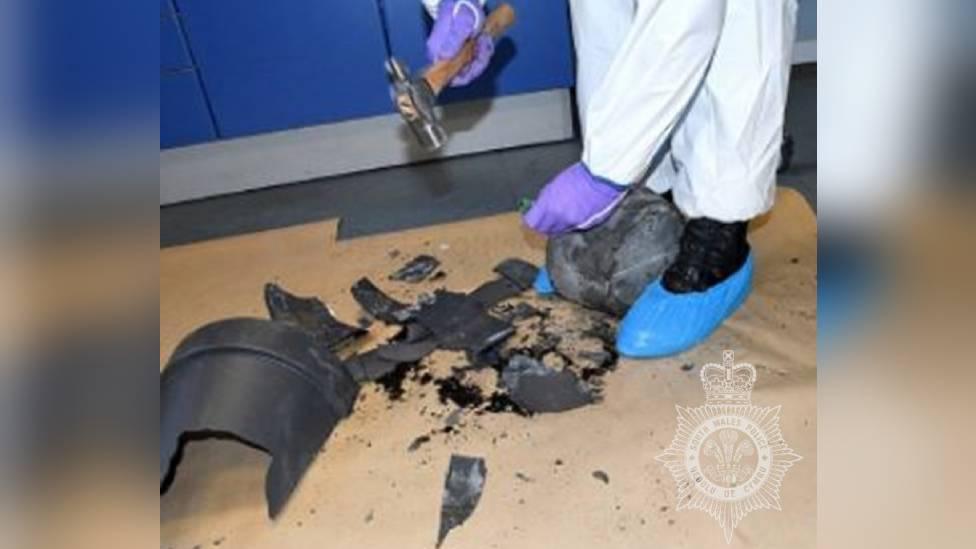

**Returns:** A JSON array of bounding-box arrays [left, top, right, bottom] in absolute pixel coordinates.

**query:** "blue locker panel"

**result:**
[[381, 0, 575, 104], [161, 12, 191, 71], [161, 71, 217, 148], [175, 0, 393, 139]]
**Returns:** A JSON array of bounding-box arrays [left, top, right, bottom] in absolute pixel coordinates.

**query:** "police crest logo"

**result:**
[[656, 351, 802, 543]]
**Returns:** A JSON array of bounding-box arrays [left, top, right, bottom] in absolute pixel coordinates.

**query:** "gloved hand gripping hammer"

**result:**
[[386, 3, 515, 151]]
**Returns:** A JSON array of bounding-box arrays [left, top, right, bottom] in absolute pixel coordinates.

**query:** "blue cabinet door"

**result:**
[[161, 11, 191, 71], [380, 0, 575, 104], [174, 0, 393, 139], [161, 71, 217, 148]]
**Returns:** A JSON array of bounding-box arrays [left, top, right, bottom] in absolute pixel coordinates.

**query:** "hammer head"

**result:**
[[386, 57, 447, 151]]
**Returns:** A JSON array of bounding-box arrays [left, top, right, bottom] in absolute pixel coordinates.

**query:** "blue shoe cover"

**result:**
[[616, 254, 754, 358], [533, 267, 556, 295]]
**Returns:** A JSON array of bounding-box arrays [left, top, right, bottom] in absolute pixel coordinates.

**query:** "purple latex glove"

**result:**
[[523, 163, 628, 236], [426, 0, 494, 87]]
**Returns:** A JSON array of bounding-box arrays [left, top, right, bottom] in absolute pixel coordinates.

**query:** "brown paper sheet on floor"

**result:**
[[160, 189, 816, 549]]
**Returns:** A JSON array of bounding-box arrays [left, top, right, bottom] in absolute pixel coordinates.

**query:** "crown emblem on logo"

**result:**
[[659, 349, 801, 543], [700, 351, 756, 405]]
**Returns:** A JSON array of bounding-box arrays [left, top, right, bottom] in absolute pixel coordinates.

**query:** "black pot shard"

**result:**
[[160, 318, 359, 519], [264, 282, 367, 350]]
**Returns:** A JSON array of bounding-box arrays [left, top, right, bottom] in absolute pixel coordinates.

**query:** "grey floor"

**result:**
[[162, 64, 815, 247]]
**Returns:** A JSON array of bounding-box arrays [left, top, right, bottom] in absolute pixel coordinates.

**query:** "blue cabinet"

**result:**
[[380, 0, 575, 104], [161, 11, 191, 71], [161, 71, 217, 148], [160, 0, 575, 148], [174, 0, 393, 139], [161, 1, 216, 148]]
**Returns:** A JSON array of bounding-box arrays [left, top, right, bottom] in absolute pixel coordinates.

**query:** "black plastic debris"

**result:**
[[468, 278, 523, 308], [160, 318, 359, 519], [466, 258, 540, 308], [465, 344, 504, 370], [264, 283, 366, 349], [397, 322, 433, 343], [343, 338, 437, 384], [408, 434, 431, 452], [437, 455, 487, 547], [375, 339, 439, 363], [389, 254, 441, 283], [344, 349, 401, 383], [343, 327, 438, 384], [416, 290, 514, 354], [500, 354, 593, 413], [493, 258, 539, 290], [592, 470, 610, 484], [492, 302, 543, 322], [351, 277, 413, 324]]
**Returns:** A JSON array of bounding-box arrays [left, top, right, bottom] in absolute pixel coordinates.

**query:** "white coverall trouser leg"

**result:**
[[569, 0, 798, 222]]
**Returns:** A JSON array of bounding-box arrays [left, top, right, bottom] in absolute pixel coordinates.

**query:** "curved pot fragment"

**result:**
[[160, 318, 359, 518]]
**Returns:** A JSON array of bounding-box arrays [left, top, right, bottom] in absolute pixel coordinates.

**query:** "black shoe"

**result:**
[[663, 218, 750, 294]]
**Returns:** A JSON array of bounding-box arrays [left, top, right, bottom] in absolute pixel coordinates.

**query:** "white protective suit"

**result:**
[[427, 0, 798, 221], [573, 0, 797, 221]]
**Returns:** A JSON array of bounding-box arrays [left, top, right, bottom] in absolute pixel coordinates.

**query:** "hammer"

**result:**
[[387, 3, 516, 151]]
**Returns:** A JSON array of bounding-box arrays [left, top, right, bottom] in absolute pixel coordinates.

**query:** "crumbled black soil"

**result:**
[[481, 392, 528, 416], [436, 378, 485, 408], [375, 362, 419, 401], [372, 298, 618, 419], [347, 259, 622, 449]]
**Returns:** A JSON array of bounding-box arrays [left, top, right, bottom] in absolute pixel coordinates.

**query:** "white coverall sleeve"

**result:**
[[421, 0, 487, 19]]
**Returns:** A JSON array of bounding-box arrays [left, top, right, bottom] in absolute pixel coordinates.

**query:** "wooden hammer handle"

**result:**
[[423, 3, 515, 95]]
